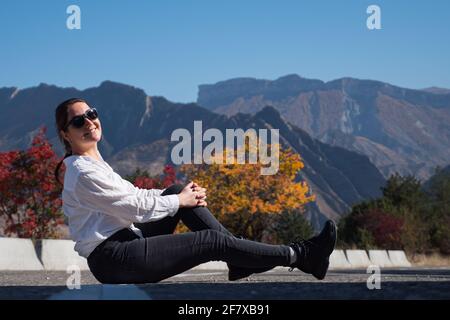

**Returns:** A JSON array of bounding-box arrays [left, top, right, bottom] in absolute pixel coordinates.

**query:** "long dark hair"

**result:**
[[54, 98, 88, 185]]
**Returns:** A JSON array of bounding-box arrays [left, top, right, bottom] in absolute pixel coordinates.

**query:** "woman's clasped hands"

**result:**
[[177, 181, 207, 208]]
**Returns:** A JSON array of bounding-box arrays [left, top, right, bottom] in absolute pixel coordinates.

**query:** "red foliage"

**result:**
[[0, 127, 179, 239], [355, 209, 404, 249], [0, 127, 64, 239], [133, 165, 178, 190]]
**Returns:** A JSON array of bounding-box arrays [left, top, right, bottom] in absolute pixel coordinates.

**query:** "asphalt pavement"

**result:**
[[1, 267, 450, 300]]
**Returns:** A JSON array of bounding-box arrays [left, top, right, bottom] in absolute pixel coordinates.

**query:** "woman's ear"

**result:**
[[60, 130, 71, 144]]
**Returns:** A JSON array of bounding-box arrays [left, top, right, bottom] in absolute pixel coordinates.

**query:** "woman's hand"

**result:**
[[192, 181, 207, 207], [177, 181, 207, 208]]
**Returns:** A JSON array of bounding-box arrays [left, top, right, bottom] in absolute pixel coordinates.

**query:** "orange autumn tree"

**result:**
[[180, 139, 314, 241]]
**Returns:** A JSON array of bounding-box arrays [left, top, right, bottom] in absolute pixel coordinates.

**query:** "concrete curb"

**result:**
[[388, 250, 412, 267], [345, 250, 372, 268], [0, 238, 44, 270], [368, 250, 394, 268], [0, 237, 414, 271], [329, 250, 352, 269], [39, 239, 89, 271], [191, 261, 228, 270]]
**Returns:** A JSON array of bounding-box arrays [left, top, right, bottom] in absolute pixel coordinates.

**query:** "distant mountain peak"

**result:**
[[197, 74, 450, 180], [99, 80, 138, 90], [95, 81, 148, 98], [422, 87, 450, 94], [37, 83, 59, 89], [255, 105, 282, 119], [0, 80, 387, 227], [275, 74, 303, 81], [197, 74, 325, 110], [325, 77, 385, 89]]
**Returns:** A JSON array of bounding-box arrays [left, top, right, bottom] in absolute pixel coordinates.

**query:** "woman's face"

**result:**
[[61, 102, 102, 152]]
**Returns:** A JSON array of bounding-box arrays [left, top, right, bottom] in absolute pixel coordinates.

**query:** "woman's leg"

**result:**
[[87, 228, 292, 284], [135, 184, 234, 237], [134, 184, 275, 280]]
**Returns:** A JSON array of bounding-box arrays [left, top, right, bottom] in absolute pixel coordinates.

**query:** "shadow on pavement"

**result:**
[[1, 280, 449, 299]]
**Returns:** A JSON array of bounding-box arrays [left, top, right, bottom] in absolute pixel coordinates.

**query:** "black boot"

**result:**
[[227, 264, 274, 281], [289, 219, 337, 280]]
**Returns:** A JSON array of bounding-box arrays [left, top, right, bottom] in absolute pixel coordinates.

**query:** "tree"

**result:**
[[426, 167, 450, 253], [338, 173, 432, 253], [381, 174, 431, 252], [270, 209, 314, 244], [0, 127, 64, 239], [356, 208, 404, 249], [382, 173, 426, 210], [180, 141, 314, 241], [338, 201, 404, 250], [124, 167, 151, 182], [126, 165, 178, 189]]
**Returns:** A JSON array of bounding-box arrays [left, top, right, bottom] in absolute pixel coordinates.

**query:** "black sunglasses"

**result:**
[[65, 108, 99, 130]]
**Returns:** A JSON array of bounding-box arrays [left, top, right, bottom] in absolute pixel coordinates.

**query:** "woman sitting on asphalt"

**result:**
[[54, 97, 337, 284]]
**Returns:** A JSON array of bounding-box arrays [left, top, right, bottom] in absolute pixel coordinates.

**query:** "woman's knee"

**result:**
[[161, 183, 184, 196]]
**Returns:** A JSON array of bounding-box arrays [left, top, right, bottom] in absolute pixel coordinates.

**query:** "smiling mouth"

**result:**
[[83, 128, 97, 137]]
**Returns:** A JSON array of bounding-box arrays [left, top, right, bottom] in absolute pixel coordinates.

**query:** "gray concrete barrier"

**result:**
[[40, 239, 89, 271], [192, 261, 228, 270], [388, 250, 412, 267], [345, 250, 372, 268], [0, 238, 44, 270], [0, 236, 413, 271], [329, 250, 352, 269], [368, 250, 394, 267]]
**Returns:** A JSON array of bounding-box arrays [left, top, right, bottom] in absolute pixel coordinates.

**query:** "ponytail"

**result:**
[[54, 98, 88, 186], [54, 151, 73, 185]]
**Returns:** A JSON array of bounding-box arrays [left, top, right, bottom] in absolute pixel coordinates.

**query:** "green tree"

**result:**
[[270, 209, 314, 245], [338, 173, 432, 253], [426, 167, 450, 253], [124, 167, 151, 182], [382, 173, 426, 210]]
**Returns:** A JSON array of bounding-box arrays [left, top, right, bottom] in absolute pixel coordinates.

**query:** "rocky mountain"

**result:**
[[197, 74, 450, 180], [0, 81, 386, 229], [422, 87, 450, 95]]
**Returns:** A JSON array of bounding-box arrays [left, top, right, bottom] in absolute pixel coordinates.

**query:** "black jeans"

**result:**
[[87, 184, 291, 284]]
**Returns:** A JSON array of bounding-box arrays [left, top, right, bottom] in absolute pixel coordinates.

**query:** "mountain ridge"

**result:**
[[197, 74, 450, 179], [0, 81, 386, 229]]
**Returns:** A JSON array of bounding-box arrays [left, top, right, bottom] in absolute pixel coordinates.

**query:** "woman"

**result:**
[[54, 97, 337, 284]]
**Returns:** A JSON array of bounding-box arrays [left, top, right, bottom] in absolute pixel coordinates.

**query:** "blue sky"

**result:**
[[1, 0, 449, 102]]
